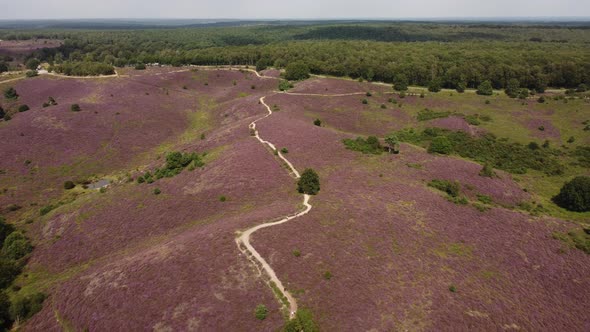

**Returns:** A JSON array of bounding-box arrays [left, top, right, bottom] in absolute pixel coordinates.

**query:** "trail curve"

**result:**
[[236, 95, 312, 319]]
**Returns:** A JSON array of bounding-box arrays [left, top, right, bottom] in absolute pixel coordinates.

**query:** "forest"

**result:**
[[1, 22, 589, 89]]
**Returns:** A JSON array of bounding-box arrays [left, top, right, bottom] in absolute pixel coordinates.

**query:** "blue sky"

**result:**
[[1, 0, 588, 19]]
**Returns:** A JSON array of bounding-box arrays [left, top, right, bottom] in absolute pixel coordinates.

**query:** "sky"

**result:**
[[0, 0, 588, 20]]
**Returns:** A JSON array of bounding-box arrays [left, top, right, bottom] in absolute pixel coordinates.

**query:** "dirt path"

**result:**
[[235, 95, 312, 319]]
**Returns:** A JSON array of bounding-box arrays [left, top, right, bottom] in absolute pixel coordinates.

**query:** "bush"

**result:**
[[479, 163, 495, 177], [134, 63, 146, 70], [323, 271, 332, 280], [343, 136, 382, 154], [64, 181, 75, 190], [0, 217, 15, 246], [281, 148, 289, 154], [553, 176, 590, 212], [0, 291, 12, 330], [3, 87, 18, 100], [25, 58, 40, 70], [361, 99, 368, 104], [297, 169, 320, 195], [9, 292, 46, 321], [219, 196, 226, 202], [456, 82, 466, 93], [313, 119, 321, 127], [428, 136, 452, 154], [393, 74, 408, 91], [284, 62, 310, 81], [39, 204, 56, 216], [70, 104, 81, 112], [283, 309, 319, 332], [417, 108, 450, 121], [476, 80, 493, 96], [2, 232, 32, 260], [25, 70, 38, 78], [278, 80, 293, 91], [0, 259, 20, 289], [428, 78, 442, 92], [428, 179, 461, 197], [18, 105, 29, 112], [292, 249, 301, 257], [449, 285, 457, 293], [254, 304, 268, 320], [537, 96, 545, 103], [153, 188, 161, 195]]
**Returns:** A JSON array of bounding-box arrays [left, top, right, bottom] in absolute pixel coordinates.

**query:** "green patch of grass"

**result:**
[[428, 179, 461, 197], [342, 136, 382, 154], [435, 242, 473, 258], [417, 108, 452, 121], [269, 281, 290, 307], [552, 228, 590, 254]]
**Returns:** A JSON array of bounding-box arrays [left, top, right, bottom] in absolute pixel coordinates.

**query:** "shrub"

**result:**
[[39, 204, 56, 216], [292, 249, 301, 257], [278, 80, 293, 91], [567, 136, 575, 143], [25, 58, 40, 70], [134, 63, 146, 70], [251, 85, 256, 90], [428, 136, 452, 154], [553, 176, 590, 212], [417, 108, 451, 121], [449, 285, 457, 293], [70, 104, 81, 112], [323, 271, 332, 280], [428, 179, 461, 197], [219, 196, 226, 202], [64, 181, 75, 190], [18, 105, 29, 113], [0, 291, 12, 330], [428, 78, 442, 92], [283, 309, 319, 332], [9, 292, 46, 321], [254, 304, 268, 320], [281, 148, 289, 154], [456, 82, 466, 93], [479, 163, 495, 177], [477, 194, 493, 205], [393, 74, 408, 91], [343, 136, 382, 154], [313, 119, 321, 127], [25, 70, 38, 78], [476, 80, 493, 96], [538, 126, 544, 131], [297, 169, 320, 195], [2, 237, 32, 260], [0, 259, 20, 289], [153, 188, 161, 195], [537, 96, 546, 103], [3, 88, 18, 100], [361, 99, 368, 104], [0, 217, 15, 246]]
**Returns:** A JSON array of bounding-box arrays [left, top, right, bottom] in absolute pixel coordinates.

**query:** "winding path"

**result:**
[[235, 95, 312, 319]]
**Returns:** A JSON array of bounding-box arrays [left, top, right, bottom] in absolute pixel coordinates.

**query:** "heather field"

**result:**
[[0, 67, 588, 331]]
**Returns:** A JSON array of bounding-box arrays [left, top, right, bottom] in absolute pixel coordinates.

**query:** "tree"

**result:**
[[0, 258, 20, 289], [2, 232, 32, 260], [393, 74, 408, 91], [25, 58, 40, 71], [518, 88, 529, 99], [0, 291, 12, 331], [476, 80, 493, 96], [428, 136, 452, 154], [284, 61, 310, 81], [553, 176, 590, 212], [428, 78, 442, 92], [479, 163, 495, 177], [297, 169, 320, 195], [384, 134, 400, 154], [0, 217, 14, 246], [456, 82, 466, 93], [70, 104, 81, 112], [505, 78, 520, 98], [3, 87, 18, 100]]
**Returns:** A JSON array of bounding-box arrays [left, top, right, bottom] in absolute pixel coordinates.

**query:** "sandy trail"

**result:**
[[235, 95, 313, 319]]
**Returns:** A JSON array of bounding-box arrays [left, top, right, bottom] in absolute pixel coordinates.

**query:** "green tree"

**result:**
[[284, 62, 310, 81], [0, 291, 12, 330], [428, 136, 453, 154], [479, 163, 495, 177], [0, 259, 20, 289], [393, 74, 408, 91], [25, 58, 40, 71], [0, 216, 15, 246], [476, 80, 493, 96], [428, 78, 442, 92], [456, 81, 466, 93], [3, 87, 18, 100], [505, 78, 520, 98], [553, 176, 590, 212], [297, 169, 320, 195], [2, 232, 32, 260], [384, 134, 400, 154]]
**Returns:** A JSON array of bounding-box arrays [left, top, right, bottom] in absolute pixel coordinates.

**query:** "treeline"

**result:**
[[2, 24, 589, 87], [50, 61, 115, 76]]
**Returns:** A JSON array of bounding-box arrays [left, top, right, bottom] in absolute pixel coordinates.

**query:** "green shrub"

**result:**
[[313, 119, 321, 127], [25, 70, 38, 78], [428, 136, 452, 154], [153, 188, 161, 195], [39, 204, 56, 216], [281, 148, 289, 154], [456, 82, 466, 93], [553, 176, 590, 212], [283, 309, 319, 332], [428, 179, 461, 197], [64, 181, 75, 190], [297, 169, 320, 195], [2, 232, 32, 260], [0, 217, 15, 247], [278, 80, 293, 91], [9, 292, 46, 321], [343, 136, 382, 154], [284, 62, 310, 81], [134, 63, 146, 70], [219, 196, 226, 202], [479, 163, 495, 177], [428, 78, 442, 92], [70, 104, 81, 112], [3, 88, 18, 100], [254, 304, 268, 320], [323, 271, 332, 280], [477, 194, 493, 205], [0, 291, 12, 330], [292, 249, 301, 257], [417, 108, 451, 121], [18, 105, 30, 113], [476, 80, 493, 96], [449, 285, 457, 293], [0, 259, 20, 289], [365, 91, 372, 97], [361, 99, 368, 104]]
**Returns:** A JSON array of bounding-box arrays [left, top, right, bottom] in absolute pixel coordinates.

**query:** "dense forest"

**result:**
[[1, 22, 589, 89]]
